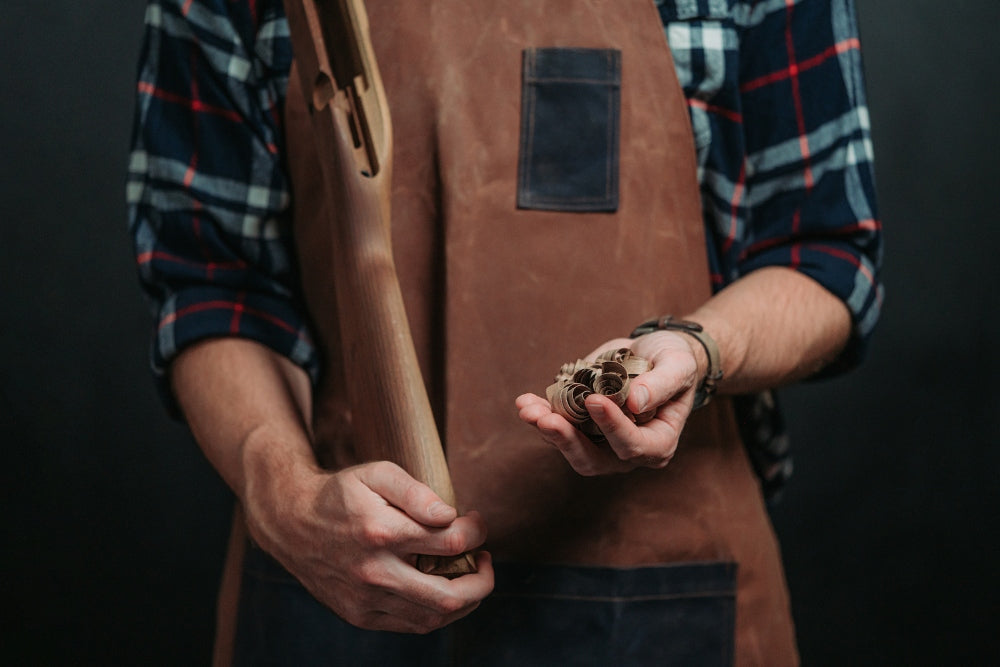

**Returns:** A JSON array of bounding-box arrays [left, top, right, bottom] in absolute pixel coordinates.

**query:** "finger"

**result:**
[[357, 461, 457, 527], [443, 549, 494, 606], [534, 409, 582, 444], [516, 395, 557, 426], [294, 550, 449, 633], [585, 393, 640, 444], [349, 582, 476, 634], [586, 394, 678, 469], [399, 511, 489, 558], [516, 394, 580, 442], [366, 551, 495, 628], [346, 468, 487, 562], [386, 549, 495, 609], [515, 392, 549, 410], [537, 407, 631, 476]]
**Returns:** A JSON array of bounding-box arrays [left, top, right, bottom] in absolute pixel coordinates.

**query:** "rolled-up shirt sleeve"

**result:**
[[667, 0, 883, 376], [126, 0, 317, 406], [737, 0, 882, 372]]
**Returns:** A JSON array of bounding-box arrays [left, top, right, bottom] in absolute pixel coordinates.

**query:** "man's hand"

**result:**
[[245, 459, 494, 634], [171, 339, 494, 634], [515, 331, 707, 476]]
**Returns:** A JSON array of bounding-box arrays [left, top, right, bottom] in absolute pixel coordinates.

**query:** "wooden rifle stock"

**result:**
[[282, 0, 475, 577]]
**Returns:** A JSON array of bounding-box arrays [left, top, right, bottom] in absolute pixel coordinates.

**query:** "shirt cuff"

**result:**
[[740, 238, 883, 376], [149, 286, 319, 418]]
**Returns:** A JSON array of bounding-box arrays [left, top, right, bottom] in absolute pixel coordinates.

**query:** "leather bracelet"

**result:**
[[629, 315, 723, 409]]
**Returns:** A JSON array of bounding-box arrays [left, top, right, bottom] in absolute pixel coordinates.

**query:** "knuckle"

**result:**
[[648, 454, 673, 469], [436, 593, 466, 616], [402, 483, 431, 513], [339, 608, 368, 629], [354, 558, 388, 588], [639, 446, 675, 469], [619, 443, 646, 462], [358, 520, 394, 549], [368, 460, 399, 479], [416, 615, 447, 634], [545, 433, 568, 451], [598, 418, 620, 434]]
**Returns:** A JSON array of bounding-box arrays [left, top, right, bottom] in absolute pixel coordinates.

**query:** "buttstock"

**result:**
[[283, 0, 475, 578]]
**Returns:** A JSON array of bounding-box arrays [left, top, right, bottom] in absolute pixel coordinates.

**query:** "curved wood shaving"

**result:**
[[546, 348, 652, 443]]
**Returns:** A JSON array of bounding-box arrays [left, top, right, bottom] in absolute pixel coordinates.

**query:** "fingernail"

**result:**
[[428, 501, 452, 518], [633, 386, 649, 413], [586, 398, 605, 418]]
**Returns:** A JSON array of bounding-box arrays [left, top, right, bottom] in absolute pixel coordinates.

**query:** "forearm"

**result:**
[[687, 266, 852, 395], [170, 337, 317, 505]]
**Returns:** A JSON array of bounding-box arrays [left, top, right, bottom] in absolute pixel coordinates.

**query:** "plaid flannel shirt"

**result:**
[[127, 0, 883, 494]]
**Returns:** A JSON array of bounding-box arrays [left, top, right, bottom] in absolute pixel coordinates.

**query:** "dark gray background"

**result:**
[[2, 1, 998, 664]]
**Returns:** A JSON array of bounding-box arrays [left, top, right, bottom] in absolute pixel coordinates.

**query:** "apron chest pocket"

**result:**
[[517, 47, 621, 212]]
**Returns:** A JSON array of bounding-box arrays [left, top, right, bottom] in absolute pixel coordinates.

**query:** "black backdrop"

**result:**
[[3, 1, 998, 664]]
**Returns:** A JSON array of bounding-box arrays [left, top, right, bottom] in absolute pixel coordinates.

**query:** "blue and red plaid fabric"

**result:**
[[657, 0, 882, 368], [127, 0, 882, 486]]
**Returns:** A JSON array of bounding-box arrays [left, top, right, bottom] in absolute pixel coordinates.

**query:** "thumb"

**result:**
[[355, 461, 458, 527], [627, 355, 698, 415]]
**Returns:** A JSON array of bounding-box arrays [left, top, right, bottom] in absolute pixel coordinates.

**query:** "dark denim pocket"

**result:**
[[232, 543, 736, 666], [517, 47, 621, 212], [453, 561, 737, 666], [232, 542, 449, 666]]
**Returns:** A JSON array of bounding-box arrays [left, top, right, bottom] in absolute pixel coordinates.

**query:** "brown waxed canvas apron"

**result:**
[[214, 1, 797, 664]]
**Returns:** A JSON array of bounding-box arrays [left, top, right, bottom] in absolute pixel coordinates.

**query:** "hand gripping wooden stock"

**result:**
[[282, 0, 476, 578]]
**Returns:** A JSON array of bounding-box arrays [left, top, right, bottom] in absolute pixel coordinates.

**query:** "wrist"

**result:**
[[240, 425, 322, 549], [678, 330, 710, 385], [630, 315, 723, 408]]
